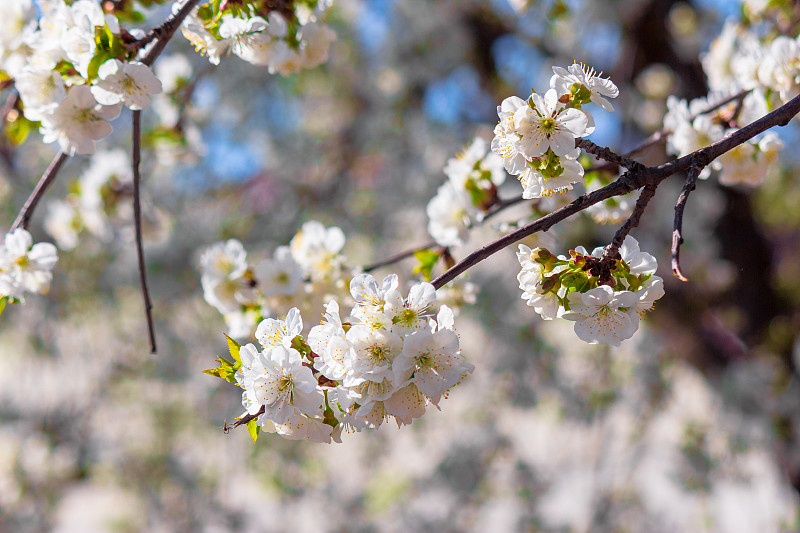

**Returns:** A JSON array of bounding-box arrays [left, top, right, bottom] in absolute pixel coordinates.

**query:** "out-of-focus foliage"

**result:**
[[1, 0, 800, 531]]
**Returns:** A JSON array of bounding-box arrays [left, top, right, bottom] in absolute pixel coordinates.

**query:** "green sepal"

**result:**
[[413, 249, 440, 281], [246, 418, 260, 443]]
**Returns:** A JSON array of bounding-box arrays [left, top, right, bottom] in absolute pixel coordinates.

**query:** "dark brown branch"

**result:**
[[602, 182, 659, 262], [432, 90, 800, 290], [139, 0, 203, 67], [132, 110, 157, 354], [11, 150, 69, 231], [671, 164, 703, 282], [577, 139, 644, 171], [589, 90, 752, 171]]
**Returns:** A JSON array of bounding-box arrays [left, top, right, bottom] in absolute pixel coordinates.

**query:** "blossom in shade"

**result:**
[[562, 286, 639, 346], [0, 229, 58, 300], [40, 86, 120, 155]]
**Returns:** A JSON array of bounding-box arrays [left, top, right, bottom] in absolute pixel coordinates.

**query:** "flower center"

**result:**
[[540, 117, 557, 133]]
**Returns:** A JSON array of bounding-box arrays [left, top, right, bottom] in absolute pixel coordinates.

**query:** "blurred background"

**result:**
[[1, 0, 800, 531]]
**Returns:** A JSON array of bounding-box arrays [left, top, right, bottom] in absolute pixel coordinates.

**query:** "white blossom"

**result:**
[[551, 62, 620, 111], [563, 286, 639, 346], [91, 60, 163, 110], [0, 229, 58, 301], [39, 86, 120, 155], [255, 307, 303, 350], [255, 246, 303, 297]]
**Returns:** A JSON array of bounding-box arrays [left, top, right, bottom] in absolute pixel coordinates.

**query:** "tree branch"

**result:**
[[577, 138, 644, 171], [132, 110, 157, 354], [139, 0, 203, 67], [10, 150, 69, 231], [432, 90, 800, 290], [671, 164, 703, 282]]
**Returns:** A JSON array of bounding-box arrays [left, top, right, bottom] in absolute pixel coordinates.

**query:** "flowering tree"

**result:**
[[2, 0, 800, 530]]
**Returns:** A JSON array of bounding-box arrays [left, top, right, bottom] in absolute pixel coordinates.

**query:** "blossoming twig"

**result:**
[[671, 164, 703, 282], [589, 89, 753, 174], [9, 0, 200, 235], [132, 110, 157, 353], [10, 150, 69, 231], [432, 90, 800, 290]]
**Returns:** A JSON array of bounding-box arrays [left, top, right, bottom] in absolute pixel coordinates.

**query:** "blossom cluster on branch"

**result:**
[[180, 0, 335, 74], [517, 236, 664, 347], [206, 274, 473, 443], [491, 63, 618, 199]]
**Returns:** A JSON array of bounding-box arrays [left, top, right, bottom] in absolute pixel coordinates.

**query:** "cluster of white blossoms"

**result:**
[[199, 220, 348, 340], [0, 229, 58, 306], [516, 235, 664, 347], [491, 63, 618, 199], [3, 0, 163, 155], [426, 137, 506, 247], [210, 272, 473, 443], [1, 0, 338, 157], [663, 94, 783, 185], [180, 0, 336, 75], [199, 220, 479, 339], [662, 12, 800, 187]]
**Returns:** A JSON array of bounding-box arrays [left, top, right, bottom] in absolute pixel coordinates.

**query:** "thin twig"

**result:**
[[577, 139, 644, 170], [431, 90, 800, 290], [362, 240, 438, 273], [602, 182, 659, 261], [671, 164, 703, 282], [361, 194, 532, 273], [231, 406, 265, 429], [10, 150, 69, 231], [132, 110, 157, 354]]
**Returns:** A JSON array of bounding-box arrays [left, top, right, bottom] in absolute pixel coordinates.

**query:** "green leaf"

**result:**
[[413, 249, 440, 281], [6, 115, 39, 146], [86, 51, 109, 82], [224, 333, 241, 363], [290, 335, 312, 359], [0, 297, 6, 317], [246, 418, 260, 443]]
